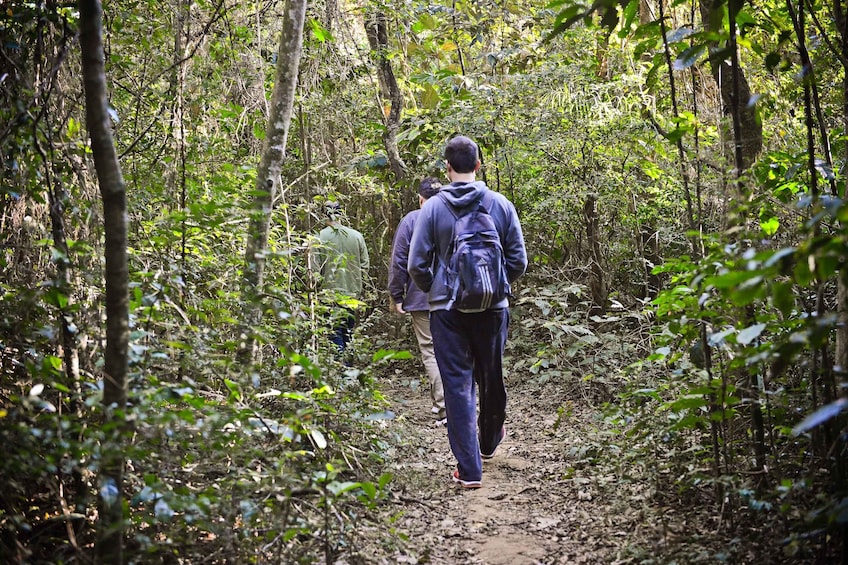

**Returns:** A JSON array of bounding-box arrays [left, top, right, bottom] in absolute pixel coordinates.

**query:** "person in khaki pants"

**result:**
[[389, 177, 446, 424]]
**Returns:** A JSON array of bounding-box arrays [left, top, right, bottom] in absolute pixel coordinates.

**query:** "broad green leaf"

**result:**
[[372, 349, 413, 362], [673, 45, 704, 70], [360, 482, 377, 500], [44, 287, 69, 309], [736, 323, 765, 345], [422, 84, 441, 109], [771, 281, 795, 315], [224, 378, 242, 401], [309, 18, 334, 43], [665, 395, 708, 411], [327, 481, 361, 496], [707, 270, 761, 289], [760, 216, 779, 236], [792, 398, 848, 435]]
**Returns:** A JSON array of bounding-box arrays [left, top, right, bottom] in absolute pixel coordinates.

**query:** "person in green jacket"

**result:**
[[311, 201, 370, 353]]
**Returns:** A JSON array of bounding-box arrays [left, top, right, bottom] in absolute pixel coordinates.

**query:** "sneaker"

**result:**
[[451, 469, 482, 489], [481, 426, 506, 460]]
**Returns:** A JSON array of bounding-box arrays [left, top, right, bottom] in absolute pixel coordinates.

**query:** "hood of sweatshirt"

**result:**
[[439, 180, 488, 209]]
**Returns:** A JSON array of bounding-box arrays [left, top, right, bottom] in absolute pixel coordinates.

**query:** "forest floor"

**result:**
[[368, 375, 633, 565], [347, 313, 779, 565]]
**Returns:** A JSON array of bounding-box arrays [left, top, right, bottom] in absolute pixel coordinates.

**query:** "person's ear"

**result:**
[[474, 160, 481, 172]]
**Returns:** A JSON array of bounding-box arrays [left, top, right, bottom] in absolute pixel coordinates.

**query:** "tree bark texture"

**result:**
[[832, 0, 848, 377], [47, 177, 82, 404], [79, 0, 130, 561], [240, 0, 307, 362], [699, 0, 763, 170], [365, 11, 407, 183]]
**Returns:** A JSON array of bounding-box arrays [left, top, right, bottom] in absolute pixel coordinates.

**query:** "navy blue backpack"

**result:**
[[439, 191, 510, 311]]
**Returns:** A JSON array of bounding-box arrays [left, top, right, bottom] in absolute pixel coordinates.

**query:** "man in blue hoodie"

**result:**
[[389, 177, 446, 424], [408, 136, 527, 489]]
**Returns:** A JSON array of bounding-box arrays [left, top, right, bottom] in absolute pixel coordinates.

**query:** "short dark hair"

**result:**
[[444, 136, 479, 174], [418, 177, 442, 199]]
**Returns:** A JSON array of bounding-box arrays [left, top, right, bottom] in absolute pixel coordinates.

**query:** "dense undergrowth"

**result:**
[[0, 286, 401, 563], [2, 268, 847, 563], [4, 0, 848, 561]]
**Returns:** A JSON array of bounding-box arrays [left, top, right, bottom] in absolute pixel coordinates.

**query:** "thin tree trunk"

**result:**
[[723, 2, 769, 483], [171, 0, 191, 380], [365, 11, 407, 183], [239, 0, 307, 363], [173, 0, 190, 284], [583, 194, 607, 315], [836, 0, 848, 378], [79, 0, 130, 561], [658, 0, 699, 259], [47, 176, 82, 401]]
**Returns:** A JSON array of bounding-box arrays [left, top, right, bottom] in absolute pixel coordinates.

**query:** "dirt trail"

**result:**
[[376, 375, 622, 565]]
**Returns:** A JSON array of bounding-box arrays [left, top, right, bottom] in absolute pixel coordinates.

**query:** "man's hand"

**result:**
[[392, 302, 407, 315]]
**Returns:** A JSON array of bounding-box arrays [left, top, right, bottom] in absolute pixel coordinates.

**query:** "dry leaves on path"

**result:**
[[371, 376, 634, 565]]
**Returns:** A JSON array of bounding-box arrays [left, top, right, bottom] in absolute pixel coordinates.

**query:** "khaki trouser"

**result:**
[[411, 310, 445, 416]]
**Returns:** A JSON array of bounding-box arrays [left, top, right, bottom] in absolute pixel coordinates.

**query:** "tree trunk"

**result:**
[[699, 0, 763, 170], [365, 11, 407, 183], [239, 0, 307, 363], [832, 0, 848, 381], [47, 176, 82, 405], [584, 193, 607, 316], [79, 0, 130, 561]]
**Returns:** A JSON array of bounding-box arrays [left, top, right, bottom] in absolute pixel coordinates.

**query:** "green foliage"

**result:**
[[5, 0, 848, 559]]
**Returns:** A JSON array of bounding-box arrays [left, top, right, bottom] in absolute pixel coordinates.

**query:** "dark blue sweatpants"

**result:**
[[330, 308, 355, 354], [431, 308, 509, 483]]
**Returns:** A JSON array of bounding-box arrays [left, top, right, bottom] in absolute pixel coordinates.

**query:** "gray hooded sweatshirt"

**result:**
[[407, 180, 527, 311]]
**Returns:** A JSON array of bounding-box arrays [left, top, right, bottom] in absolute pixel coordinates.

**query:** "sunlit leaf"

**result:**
[[360, 482, 377, 500], [327, 481, 360, 496], [666, 26, 696, 43], [309, 428, 328, 449], [673, 45, 704, 71], [309, 18, 334, 43], [736, 323, 765, 345], [372, 349, 413, 362], [792, 398, 848, 435], [760, 216, 779, 236]]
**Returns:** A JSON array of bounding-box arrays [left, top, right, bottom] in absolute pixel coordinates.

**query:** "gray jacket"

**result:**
[[388, 209, 429, 312]]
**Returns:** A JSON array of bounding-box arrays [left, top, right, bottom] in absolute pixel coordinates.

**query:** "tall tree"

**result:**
[[240, 0, 307, 362], [829, 0, 848, 379], [365, 11, 407, 183], [699, 0, 762, 170], [78, 0, 130, 560]]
